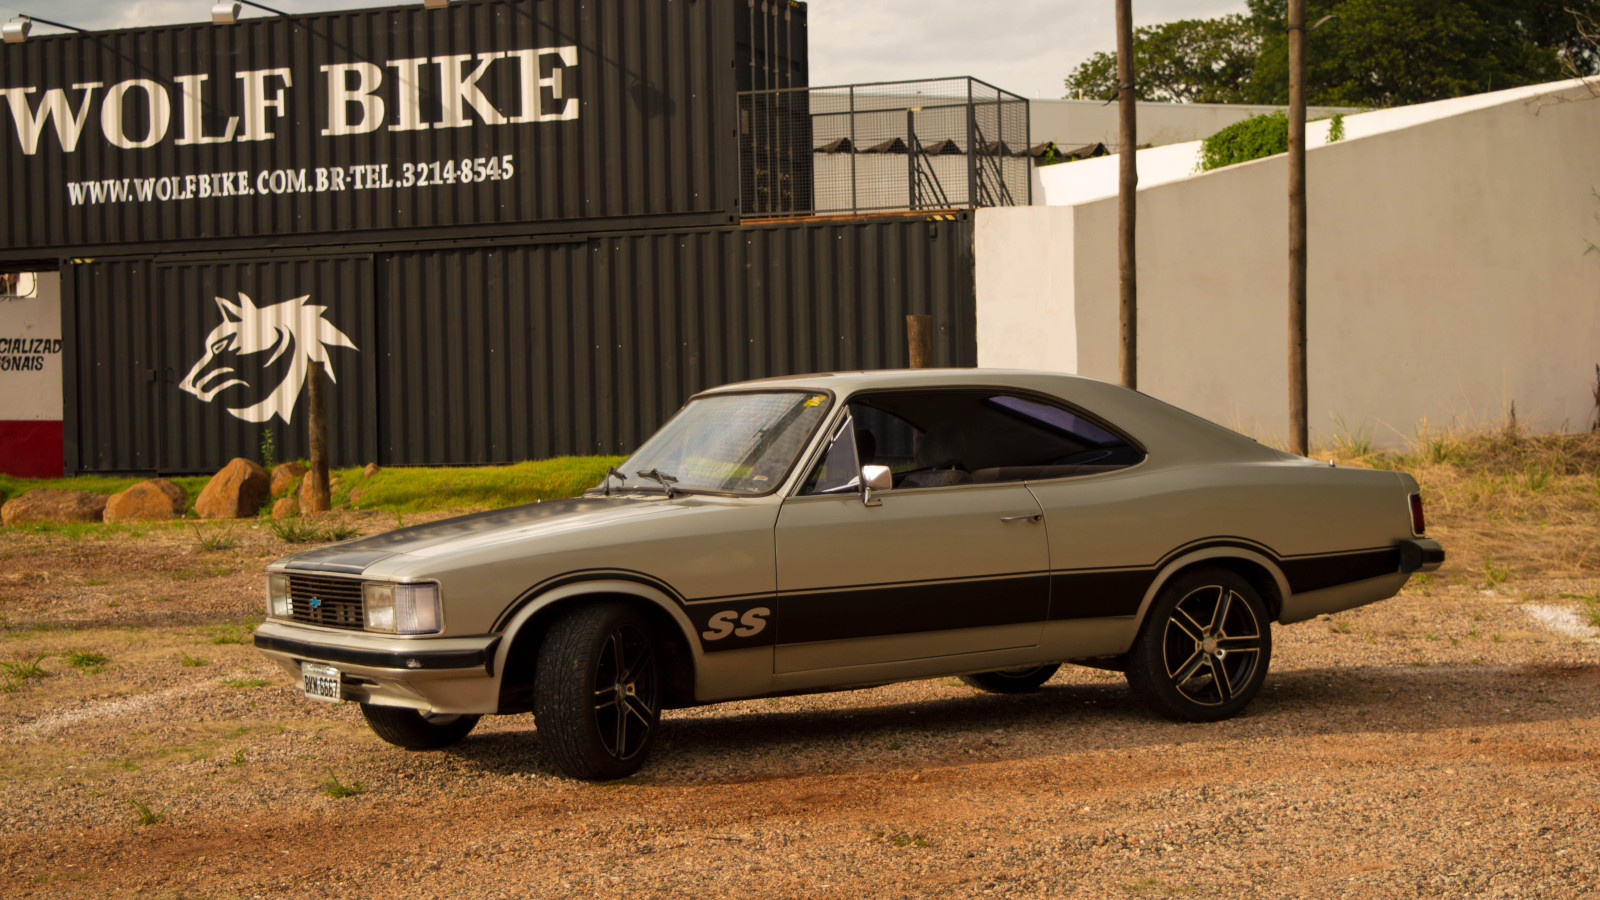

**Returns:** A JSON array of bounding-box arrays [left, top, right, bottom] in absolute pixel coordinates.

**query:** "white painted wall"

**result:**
[[1030, 97, 1354, 151], [0, 272, 63, 421], [978, 81, 1600, 447]]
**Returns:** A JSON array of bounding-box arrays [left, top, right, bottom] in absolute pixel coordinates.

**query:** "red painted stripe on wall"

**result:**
[[0, 421, 64, 479]]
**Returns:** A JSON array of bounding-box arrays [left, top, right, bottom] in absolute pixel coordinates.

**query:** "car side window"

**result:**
[[827, 389, 1142, 489]]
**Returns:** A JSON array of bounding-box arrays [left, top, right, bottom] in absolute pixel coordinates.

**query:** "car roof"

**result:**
[[697, 368, 1292, 465]]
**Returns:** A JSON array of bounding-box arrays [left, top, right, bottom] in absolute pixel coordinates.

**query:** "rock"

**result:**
[[298, 470, 330, 513], [269, 462, 308, 497], [194, 458, 270, 519], [104, 478, 187, 523], [1, 489, 108, 526], [348, 488, 366, 507], [272, 497, 299, 519], [363, 462, 381, 478]]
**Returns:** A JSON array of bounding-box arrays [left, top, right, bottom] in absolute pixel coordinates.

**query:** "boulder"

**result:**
[[269, 462, 308, 497], [271, 497, 299, 520], [1, 489, 108, 526], [104, 478, 187, 523], [363, 462, 381, 478], [194, 458, 270, 519], [298, 470, 330, 513]]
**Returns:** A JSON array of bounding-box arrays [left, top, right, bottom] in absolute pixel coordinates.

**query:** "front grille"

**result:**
[[288, 574, 365, 631]]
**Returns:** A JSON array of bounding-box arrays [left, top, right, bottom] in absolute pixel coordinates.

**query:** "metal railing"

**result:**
[[738, 77, 1031, 218]]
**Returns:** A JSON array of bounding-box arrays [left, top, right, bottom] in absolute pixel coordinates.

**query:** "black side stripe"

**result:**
[[773, 573, 1050, 646]]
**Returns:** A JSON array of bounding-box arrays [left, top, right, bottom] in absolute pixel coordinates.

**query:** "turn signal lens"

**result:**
[[362, 582, 442, 634], [1409, 493, 1426, 536], [266, 574, 291, 618]]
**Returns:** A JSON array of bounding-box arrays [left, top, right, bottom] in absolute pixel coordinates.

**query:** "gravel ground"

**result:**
[[0, 512, 1596, 899]]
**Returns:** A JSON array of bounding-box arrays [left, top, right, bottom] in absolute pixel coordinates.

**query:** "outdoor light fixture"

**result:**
[[3, 12, 88, 41], [212, 0, 289, 25]]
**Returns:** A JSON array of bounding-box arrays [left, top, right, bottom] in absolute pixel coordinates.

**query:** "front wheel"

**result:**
[[959, 663, 1061, 693], [534, 602, 662, 780], [1124, 568, 1272, 722], [360, 704, 480, 750]]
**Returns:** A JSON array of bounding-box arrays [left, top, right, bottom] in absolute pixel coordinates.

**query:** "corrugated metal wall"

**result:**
[[64, 256, 381, 472], [0, 0, 765, 260], [64, 214, 974, 473]]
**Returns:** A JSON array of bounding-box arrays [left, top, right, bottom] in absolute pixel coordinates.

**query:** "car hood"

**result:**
[[271, 495, 680, 575]]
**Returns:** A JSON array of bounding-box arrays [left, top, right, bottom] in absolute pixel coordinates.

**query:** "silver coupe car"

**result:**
[[255, 370, 1443, 779]]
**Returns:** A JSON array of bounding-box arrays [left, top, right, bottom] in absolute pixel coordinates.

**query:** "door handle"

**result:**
[[999, 513, 1042, 523]]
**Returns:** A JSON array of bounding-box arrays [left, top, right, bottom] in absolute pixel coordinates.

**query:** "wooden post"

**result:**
[[1116, 0, 1138, 390], [305, 360, 331, 513], [1288, 0, 1309, 457], [906, 315, 933, 369]]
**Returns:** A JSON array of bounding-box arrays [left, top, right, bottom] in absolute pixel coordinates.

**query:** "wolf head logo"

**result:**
[[178, 292, 358, 424]]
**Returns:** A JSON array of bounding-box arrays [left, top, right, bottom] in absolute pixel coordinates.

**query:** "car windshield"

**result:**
[[610, 391, 832, 495]]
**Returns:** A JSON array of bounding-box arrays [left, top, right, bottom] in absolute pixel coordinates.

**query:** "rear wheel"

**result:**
[[959, 663, 1061, 693], [1124, 568, 1272, 722], [534, 602, 662, 780], [360, 704, 480, 750]]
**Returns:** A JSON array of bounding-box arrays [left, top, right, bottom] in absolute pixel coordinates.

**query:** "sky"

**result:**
[[7, 0, 1250, 99]]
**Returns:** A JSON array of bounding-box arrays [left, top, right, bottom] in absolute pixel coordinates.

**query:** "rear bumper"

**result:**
[[253, 620, 502, 715], [1398, 538, 1445, 574]]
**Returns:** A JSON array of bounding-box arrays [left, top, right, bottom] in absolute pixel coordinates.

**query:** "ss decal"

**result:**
[[701, 607, 770, 641]]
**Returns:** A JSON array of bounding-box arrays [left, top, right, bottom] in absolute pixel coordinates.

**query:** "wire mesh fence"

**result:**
[[738, 77, 1031, 218]]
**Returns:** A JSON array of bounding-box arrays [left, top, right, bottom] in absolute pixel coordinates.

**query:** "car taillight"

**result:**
[[1409, 493, 1425, 535]]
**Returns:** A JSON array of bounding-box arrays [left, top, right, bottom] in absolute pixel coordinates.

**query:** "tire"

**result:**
[[360, 704, 480, 750], [959, 663, 1061, 693], [1124, 567, 1272, 722], [533, 601, 662, 781]]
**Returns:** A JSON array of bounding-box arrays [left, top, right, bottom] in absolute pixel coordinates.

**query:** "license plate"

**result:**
[[301, 662, 342, 702]]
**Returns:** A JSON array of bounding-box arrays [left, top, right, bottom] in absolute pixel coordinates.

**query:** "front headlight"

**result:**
[[362, 582, 442, 635], [265, 574, 291, 618]]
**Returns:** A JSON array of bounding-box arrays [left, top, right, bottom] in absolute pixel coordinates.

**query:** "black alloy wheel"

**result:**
[[1125, 567, 1272, 722], [534, 602, 662, 780]]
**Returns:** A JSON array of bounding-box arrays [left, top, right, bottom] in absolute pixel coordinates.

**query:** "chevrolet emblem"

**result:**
[[309, 597, 322, 609]]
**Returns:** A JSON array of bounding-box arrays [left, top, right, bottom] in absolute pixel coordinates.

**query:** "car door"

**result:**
[[772, 392, 1051, 675]]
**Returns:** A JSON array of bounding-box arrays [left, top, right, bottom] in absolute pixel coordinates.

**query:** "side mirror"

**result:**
[[861, 465, 891, 507]]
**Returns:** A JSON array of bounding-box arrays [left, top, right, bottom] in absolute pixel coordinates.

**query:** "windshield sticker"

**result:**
[[804, 394, 825, 407]]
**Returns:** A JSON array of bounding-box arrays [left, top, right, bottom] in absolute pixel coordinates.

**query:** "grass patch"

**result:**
[[1482, 559, 1511, 587], [66, 649, 108, 670], [125, 798, 167, 826], [224, 677, 271, 689], [178, 652, 208, 668], [0, 473, 209, 501], [191, 524, 239, 552], [330, 456, 623, 513], [0, 652, 48, 682], [319, 772, 365, 798], [208, 619, 260, 645], [269, 519, 354, 544]]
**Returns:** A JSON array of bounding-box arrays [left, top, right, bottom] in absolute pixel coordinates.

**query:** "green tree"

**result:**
[[1064, 15, 1260, 103], [1248, 0, 1568, 107], [1065, 1, 1600, 109]]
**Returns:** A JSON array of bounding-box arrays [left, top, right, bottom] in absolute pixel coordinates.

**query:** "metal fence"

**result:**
[[738, 77, 1031, 218]]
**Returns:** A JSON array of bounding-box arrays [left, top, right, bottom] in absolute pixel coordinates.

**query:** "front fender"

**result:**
[[491, 575, 704, 683]]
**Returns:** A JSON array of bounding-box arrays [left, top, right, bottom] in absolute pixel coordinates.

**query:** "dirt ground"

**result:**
[[0, 506, 1596, 899]]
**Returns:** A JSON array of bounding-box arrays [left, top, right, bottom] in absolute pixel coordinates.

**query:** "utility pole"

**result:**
[[305, 360, 331, 513], [1115, 0, 1138, 390], [905, 315, 933, 368], [1287, 0, 1309, 456]]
